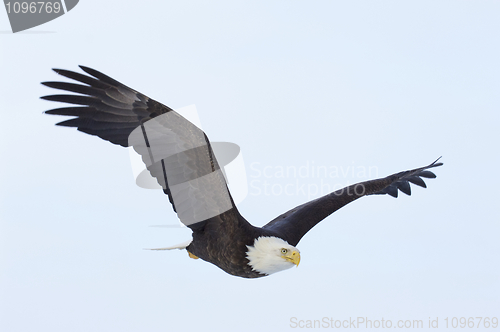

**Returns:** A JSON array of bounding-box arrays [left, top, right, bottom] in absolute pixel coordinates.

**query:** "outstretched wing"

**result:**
[[42, 66, 239, 227], [263, 158, 443, 246]]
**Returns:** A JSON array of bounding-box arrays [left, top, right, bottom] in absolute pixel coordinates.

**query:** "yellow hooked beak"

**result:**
[[283, 250, 301, 267]]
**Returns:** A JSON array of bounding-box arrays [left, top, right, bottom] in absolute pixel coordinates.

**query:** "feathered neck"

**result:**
[[246, 236, 296, 275]]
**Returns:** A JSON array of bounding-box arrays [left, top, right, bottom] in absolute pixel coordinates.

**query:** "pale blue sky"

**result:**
[[1, 1, 499, 331]]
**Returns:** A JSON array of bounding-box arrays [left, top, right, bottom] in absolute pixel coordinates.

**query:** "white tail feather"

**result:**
[[145, 239, 192, 251]]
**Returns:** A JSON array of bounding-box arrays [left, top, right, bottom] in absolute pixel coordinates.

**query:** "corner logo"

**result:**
[[3, 0, 78, 33]]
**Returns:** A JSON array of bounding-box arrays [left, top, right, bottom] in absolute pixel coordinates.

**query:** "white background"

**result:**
[[1, 1, 498, 331]]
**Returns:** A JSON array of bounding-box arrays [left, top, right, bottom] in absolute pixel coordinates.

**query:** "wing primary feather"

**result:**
[[52, 68, 110, 89], [79, 65, 130, 89], [407, 176, 427, 188], [418, 171, 437, 178], [396, 181, 412, 196]]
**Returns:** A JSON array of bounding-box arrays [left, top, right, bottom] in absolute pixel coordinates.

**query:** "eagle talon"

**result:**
[[188, 251, 199, 259]]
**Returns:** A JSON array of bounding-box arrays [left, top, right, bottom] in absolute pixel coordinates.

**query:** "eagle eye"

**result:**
[[281, 248, 288, 254]]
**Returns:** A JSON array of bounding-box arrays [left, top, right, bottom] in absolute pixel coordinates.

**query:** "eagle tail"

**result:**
[[145, 239, 192, 251]]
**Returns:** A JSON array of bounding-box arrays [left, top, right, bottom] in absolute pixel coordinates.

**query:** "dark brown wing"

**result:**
[[263, 158, 443, 246], [42, 66, 243, 228], [42, 66, 166, 147]]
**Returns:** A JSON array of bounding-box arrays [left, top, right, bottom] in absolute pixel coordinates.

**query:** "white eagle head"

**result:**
[[246, 236, 301, 275]]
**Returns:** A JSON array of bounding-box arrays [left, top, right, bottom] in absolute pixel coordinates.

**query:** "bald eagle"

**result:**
[[42, 66, 442, 278]]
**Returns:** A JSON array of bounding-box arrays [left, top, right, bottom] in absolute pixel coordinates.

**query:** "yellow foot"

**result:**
[[187, 251, 199, 259]]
